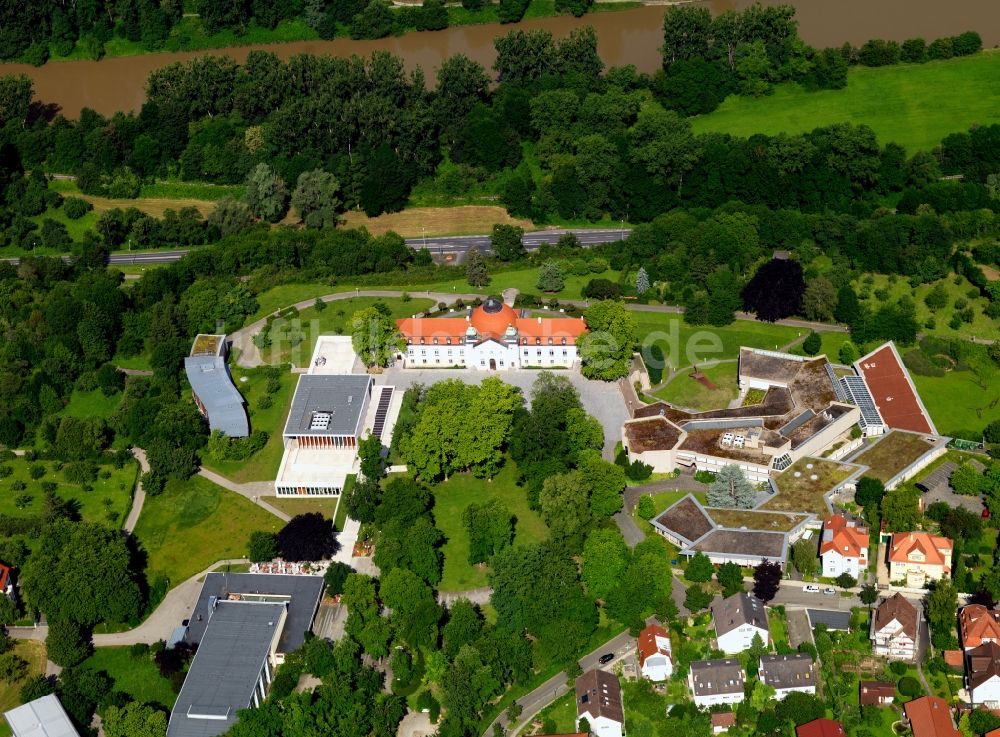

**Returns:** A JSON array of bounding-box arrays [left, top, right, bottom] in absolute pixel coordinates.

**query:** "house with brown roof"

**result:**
[[968, 641, 1000, 708], [711, 713, 736, 735], [759, 653, 816, 700], [820, 514, 869, 580], [871, 594, 918, 661], [796, 719, 845, 737], [637, 624, 672, 682], [688, 659, 746, 707], [859, 682, 895, 707], [712, 592, 770, 655], [903, 696, 961, 737], [888, 532, 953, 588], [576, 670, 624, 737], [960, 605, 1000, 651]]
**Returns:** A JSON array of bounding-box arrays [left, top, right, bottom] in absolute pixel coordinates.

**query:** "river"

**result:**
[[4, 0, 999, 117]]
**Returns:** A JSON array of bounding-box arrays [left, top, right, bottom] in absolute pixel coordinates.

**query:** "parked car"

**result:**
[[823, 587, 836, 595], [598, 653, 615, 664], [803, 584, 820, 593]]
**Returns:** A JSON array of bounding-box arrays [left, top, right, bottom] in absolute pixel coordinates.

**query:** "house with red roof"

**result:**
[[854, 342, 937, 435], [796, 718, 845, 737], [888, 532, 953, 588], [395, 297, 587, 371], [637, 624, 673, 681], [820, 514, 869, 579], [960, 605, 1000, 651], [903, 696, 961, 737], [0, 562, 13, 602]]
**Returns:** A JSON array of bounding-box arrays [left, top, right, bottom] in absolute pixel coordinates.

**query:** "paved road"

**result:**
[[122, 448, 149, 535]]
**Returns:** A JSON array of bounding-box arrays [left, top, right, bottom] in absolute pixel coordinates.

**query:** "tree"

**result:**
[[540, 471, 593, 548], [277, 513, 338, 561], [635, 267, 650, 296], [708, 465, 755, 509], [374, 516, 443, 586], [839, 342, 860, 365], [926, 578, 958, 647], [21, 521, 142, 626], [380, 567, 442, 649], [776, 691, 826, 726], [835, 572, 857, 589], [102, 702, 167, 737], [628, 107, 700, 192], [636, 495, 656, 520], [951, 463, 985, 496], [292, 169, 342, 229], [579, 300, 637, 381], [536, 261, 565, 293], [358, 433, 386, 480], [490, 224, 525, 261], [717, 561, 744, 597], [802, 332, 822, 356], [582, 528, 630, 600], [791, 539, 818, 577], [880, 485, 921, 532], [0, 652, 27, 683], [324, 562, 354, 596], [442, 599, 484, 659], [462, 499, 514, 565], [802, 277, 837, 322], [465, 248, 490, 287], [753, 561, 782, 603], [243, 163, 289, 223], [247, 531, 278, 563], [0, 75, 32, 127], [351, 306, 404, 368], [345, 476, 380, 524], [579, 454, 626, 518], [684, 584, 712, 612], [342, 574, 392, 658], [46, 620, 91, 667], [859, 584, 879, 607], [684, 552, 714, 583], [742, 259, 806, 322], [661, 5, 711, 64]]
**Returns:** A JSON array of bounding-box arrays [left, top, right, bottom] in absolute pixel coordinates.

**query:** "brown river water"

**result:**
[[3, 0, 999, 117]]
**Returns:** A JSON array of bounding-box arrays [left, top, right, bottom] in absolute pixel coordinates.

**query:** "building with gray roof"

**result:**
[[4, 694, 80, 737], [282, 374, 373, 448], [168, 601, 286, 737], [712, 592, 770, 655], [184, 354, 249, 438], [759, 653, 816, 699], [688, 659, 746, 707]]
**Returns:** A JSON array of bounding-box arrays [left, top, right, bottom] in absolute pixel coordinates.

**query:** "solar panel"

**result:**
[[828, 364, 850, 402], [840, 376, 884, 430], [771, 453, 793, 471]]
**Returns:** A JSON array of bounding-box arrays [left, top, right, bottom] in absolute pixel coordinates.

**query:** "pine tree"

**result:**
[[465, 248, 490, 287], [635, 267, 650, 296], [536, 261, 565, 293], [707, 464, 755, 509]]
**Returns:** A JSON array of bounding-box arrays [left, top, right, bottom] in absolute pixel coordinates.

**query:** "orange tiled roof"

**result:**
[[889, 532, 953, 567], [637, 624, 671, 667], [796, 719, 845, 737], [397, 317, 470, 341], [960, 605, 1000, 649], [515, 317, 588, 344], [820, 515, 869, 559], [904, 697, 961, 737]]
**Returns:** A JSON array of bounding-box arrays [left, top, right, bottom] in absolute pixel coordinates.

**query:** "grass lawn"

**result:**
[[61, 388, 122, 419], [342, 205, 532, 237], [81, 646, 177, 709], [764, 458, 857, 515], [653, 361, 739, 411], [769, 610, 789, 650], [851, 430, 940, 483], [268, 484, 352, 532], [912, 369, 1000, 438], [257, 297, 435, 368], [789, 331, 854, 363], [706, 508, 807, 533], [0, 640, 46, 730], [534, 690, 577, 734], [29, 201, 100, 243], [132, 475, 282, 589], [417, 265, 623, 302], [431, 462, 548, 591], [633, 313, 800, 371], [0, 456, 137, 529], [691, 51, 1000, 153], [199, 366, 297, 483]]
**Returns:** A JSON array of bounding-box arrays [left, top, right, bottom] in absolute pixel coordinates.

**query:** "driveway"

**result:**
[[787, 609, 813, 648], [378, 368, 629, 462]]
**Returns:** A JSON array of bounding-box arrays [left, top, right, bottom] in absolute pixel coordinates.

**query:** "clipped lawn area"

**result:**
[[912, 370, 1000, 439], [764, 458, 857, 515], [258, 297, 435, 368], [790, 331, 854, 363], [61, 388, 122, 419], [342, 205, 532, 237], [81, 646, 177, 709], [132, 475, 282, 589], [691, 52, 1000, 153], [707, 508, 807, 533], [0, 456, 137, 529], [653, 361, 739, 411], [199, 366, 296, 483], [431, 462, 548, 592], [634, 313, 800, 371], [851, 431, 939, 483], [0, 640, 46, 727]]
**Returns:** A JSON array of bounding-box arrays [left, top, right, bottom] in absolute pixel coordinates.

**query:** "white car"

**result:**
[[803, 584, 820, 593], [823, 587, 837, 595]]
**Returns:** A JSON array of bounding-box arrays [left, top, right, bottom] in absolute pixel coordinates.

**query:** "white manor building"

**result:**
[[395, 297, 587, 370]]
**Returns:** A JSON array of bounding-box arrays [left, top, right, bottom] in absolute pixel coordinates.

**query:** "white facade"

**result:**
[[716, 623, 770, 656], [871, 621, 916, 661], [688, 676, 745, 708], [970, 676, 1000, 709], [639, 629, 674, 682], [822, 548, 865, 579], [577, 714, 622, 737], [404, 336, 578, 369]]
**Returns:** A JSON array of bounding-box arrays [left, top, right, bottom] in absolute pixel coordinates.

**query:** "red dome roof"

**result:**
[[471, 298, 518, 337]]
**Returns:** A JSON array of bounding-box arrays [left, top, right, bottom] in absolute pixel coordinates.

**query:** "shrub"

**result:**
[[62, 197, 93, 220], [28, 465, 46, 480], [898, 676, 922, 697], [637, 495, 656, 520], [10, 480, 26, 492], [582, 279, 622, 300], [889, 661, 908, 676], [802, 332, 821, 356]]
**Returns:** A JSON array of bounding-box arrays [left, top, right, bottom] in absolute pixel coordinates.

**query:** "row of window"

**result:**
[[408, 336, 571, 346], [409, 349, 572, 357]]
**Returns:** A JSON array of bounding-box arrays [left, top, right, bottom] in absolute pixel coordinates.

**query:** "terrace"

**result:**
[[623, 416, 682, 454], [762, 458, 859, 515]]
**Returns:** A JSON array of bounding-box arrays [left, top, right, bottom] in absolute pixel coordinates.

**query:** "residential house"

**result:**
[[796, 719, 846, 737], [759, 654, 816, 700], [688, 659, 746, 708], [960, 605, 1000, 650], [859, 682, 895, 707], [870, 594, 918, 661], [903, 696, 961, 737], [576, 670, 624, 737], [820, 514, 869, 579], [711, 713, 736, 735], [712, 592, 770, 655], [637, 624, 673, 682], [888, 532, 953, 587], [968, 642, 1000, 709], [0, 562, 13, 601]]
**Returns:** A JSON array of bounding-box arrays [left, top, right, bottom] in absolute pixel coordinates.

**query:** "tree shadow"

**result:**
[[26, 100, 61, 125]]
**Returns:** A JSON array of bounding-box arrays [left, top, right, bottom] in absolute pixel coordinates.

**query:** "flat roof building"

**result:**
[[4, 694, 80, 737], [283, 374, 374, 445], [184, 351, 249, 438]]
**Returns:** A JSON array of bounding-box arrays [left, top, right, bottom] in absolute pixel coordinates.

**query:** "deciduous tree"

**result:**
[[277, 513, 338, 561], [579, 300, 637, 381], [351, 305, 404, 368], [753, 561, 782, 603]]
